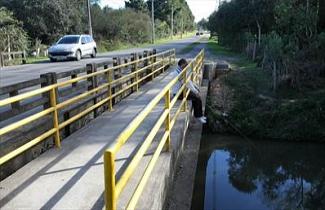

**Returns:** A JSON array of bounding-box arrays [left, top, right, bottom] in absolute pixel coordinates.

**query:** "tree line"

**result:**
[[208, 0, 325, 89], [0, 0, 195, 54]]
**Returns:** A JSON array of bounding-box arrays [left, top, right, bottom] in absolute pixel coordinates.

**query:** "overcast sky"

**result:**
[[100, 0, 218, 22]]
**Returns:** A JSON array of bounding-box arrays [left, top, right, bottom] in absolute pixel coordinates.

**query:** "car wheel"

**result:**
[[91, 48, 96, 58], [50, 58, 56, 62], [75, 50, 81, 61]]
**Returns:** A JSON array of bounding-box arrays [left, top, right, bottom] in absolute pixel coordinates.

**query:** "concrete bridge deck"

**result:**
[[0, 63, 208, 210]]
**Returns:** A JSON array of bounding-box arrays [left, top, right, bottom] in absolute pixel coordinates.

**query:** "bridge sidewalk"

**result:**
[[0, 66, 201, 210]]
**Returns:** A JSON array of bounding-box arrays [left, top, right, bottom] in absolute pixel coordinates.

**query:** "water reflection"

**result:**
[[191, 135, 325, 210]]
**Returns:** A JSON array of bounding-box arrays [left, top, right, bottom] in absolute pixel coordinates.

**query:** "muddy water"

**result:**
[[191, 135, 325, 210]]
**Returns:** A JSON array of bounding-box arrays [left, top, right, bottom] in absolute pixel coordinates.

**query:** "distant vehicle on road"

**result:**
[[48, 35, 97, 62]]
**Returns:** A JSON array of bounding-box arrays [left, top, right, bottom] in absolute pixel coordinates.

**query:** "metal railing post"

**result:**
[[164, 89, 171, 151], [50, 87, 61, 148], [104, 151, 116, 210]]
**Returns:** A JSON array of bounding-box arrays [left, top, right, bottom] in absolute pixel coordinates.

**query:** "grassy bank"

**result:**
[[98, 31, 196, 53], [207, 38, 325, 142]]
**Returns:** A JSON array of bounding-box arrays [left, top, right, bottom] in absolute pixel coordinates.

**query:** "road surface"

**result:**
[[0, 36, 201, 87]]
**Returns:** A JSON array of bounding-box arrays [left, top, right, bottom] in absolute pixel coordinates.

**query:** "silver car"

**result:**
[[48, 35, 97, 61]]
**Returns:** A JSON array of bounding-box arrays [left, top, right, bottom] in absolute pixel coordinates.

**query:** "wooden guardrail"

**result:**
[[0, 51, 26, 67], [0, 49, 176, 180], [104, 49, 204, 210]]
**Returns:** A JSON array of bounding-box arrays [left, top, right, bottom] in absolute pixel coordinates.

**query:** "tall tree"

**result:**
[[125, 0, 148, 13], [0, 7, 28, 54]]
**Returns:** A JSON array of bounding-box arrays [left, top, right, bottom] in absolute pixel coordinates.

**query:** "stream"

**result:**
[[191, 134, 325, 210]]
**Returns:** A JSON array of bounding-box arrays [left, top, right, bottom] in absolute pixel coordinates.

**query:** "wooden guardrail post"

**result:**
[[40, 72, 60, 147], [143, 51, 149, 83], [41, 72, 58, 109], [9, 90, 20, 110], [149, 51, 155, 80], [131, 53, 139, 92], [112, 57, 119, 105], [71, 73, 77, 87], [123, 58, 130, 97], [182, 67, 187, 112], [152, 49, 157, 78], [86, 63, 99, 117]]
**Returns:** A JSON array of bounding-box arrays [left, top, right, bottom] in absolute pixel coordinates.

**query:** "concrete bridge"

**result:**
[[0, 49, 214, 210]]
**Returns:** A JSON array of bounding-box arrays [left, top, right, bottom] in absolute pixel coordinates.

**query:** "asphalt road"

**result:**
[[0, 36, 201, 87]]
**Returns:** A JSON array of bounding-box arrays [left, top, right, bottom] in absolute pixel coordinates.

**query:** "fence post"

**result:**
[[162, 52, 165, 72], [104, 64, 113, 111], [152, 49, 157, 79], [40, 72, 60, 148], [112, 57, 119, 104], [150, 51, 155, 80], [131, 53, 139, 92], [164, 89, 171, 151], [71, 73, 77, 87], [86, 63, 99, 117], [182, 68, 187, 112], [0, 52, 3, 67], [22, 51, 26, 64], [143, 51, 150, 83], [173, 49, 176, 64], [104, 151, 116, 210], [9, 90, 20, 110]]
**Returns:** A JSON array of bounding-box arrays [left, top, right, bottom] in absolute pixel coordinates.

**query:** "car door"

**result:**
[[80, 36, 89, 56], [86, 36, 94, 55]]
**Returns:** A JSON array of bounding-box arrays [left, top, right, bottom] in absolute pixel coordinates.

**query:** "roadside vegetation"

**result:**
[[0, 0, 196, 64], [205, 0, 325, 141], [207, 38, 325, 142]]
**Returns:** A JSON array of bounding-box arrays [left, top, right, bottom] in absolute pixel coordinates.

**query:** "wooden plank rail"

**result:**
[[0, 49, 176, 180]]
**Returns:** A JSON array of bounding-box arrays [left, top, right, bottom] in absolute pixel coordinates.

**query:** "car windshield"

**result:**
[[57, 36, 79, 44]]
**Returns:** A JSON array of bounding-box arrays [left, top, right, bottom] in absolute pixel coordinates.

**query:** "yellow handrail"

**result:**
[[103, 49, 204, 210], [0, 49, 176, 166]]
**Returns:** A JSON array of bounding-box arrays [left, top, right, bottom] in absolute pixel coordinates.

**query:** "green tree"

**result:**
[[0, 7, 28, 53], [1, 0, 88, 44], [197, 18, 208, 31], [125, 0, 148, 13]]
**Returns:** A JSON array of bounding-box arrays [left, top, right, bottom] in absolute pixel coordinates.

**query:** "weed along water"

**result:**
[[191, 134, 325, 210]]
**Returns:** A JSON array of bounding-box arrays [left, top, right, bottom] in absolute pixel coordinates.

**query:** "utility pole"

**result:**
[[181, 9, 183, 38], [171, 3, 174, 39], [87, 0, 93, 36], [151, 0, 155, 44]]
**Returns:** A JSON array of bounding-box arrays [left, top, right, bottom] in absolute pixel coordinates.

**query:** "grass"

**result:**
[[26, 56, 49, 64], [98, 31, 196, 53], [207, 38, 325, 142]]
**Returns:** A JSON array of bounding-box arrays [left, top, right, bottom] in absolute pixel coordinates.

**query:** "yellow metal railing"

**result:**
[[0, 49, 176, 165], [104, 49, 204, 210]]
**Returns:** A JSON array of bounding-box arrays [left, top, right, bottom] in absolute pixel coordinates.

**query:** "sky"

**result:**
[[100, 0, 218, 22]]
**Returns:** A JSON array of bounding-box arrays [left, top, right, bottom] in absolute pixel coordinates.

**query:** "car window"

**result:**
[[81, 36, 87, 44], [58, 36, 80, 44]]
